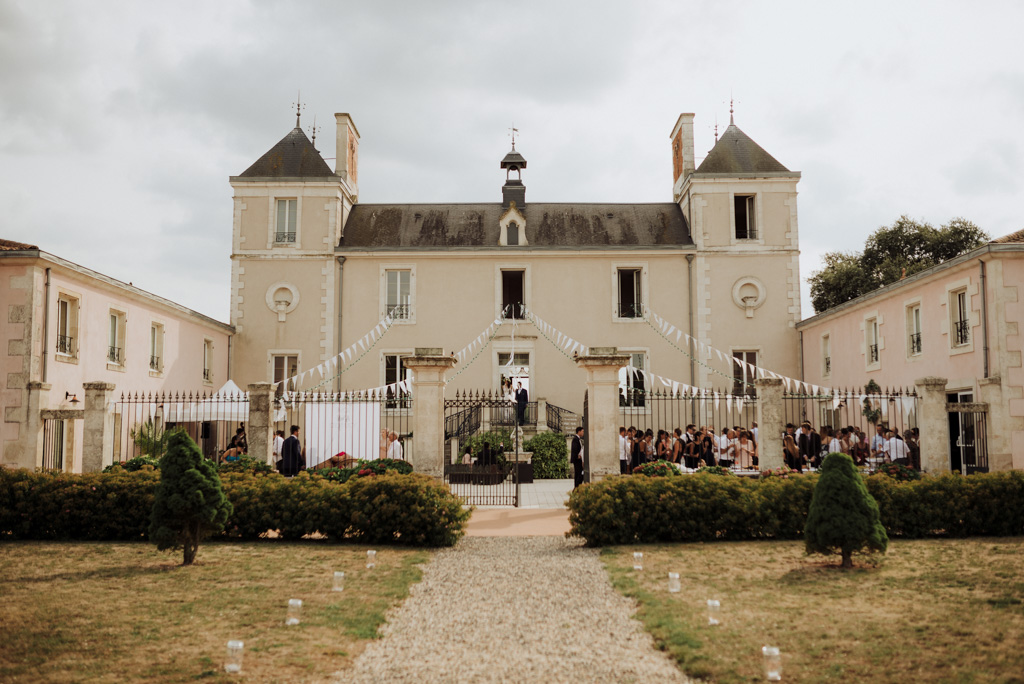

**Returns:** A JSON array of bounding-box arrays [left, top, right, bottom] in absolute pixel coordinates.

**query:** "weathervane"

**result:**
[[292, 91, 305, 128], [508, 124, 519, 149]]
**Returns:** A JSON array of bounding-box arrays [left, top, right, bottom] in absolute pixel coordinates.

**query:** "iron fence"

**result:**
[[545, 403, 579, 434], [783, 387, 919, 468], [947, 404, 988, 474], [273, 391, 412, 469], [443, 389, 521, 506], [41, 418, 66, 470], [112, 390, 249, 464], [621, 388, 759, 469]]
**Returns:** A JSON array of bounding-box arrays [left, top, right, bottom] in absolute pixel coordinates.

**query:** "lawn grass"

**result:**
[[601, 538, 1024, 683], [0, 541, 429, 682]]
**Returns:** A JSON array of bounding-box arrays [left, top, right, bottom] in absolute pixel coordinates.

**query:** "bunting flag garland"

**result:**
[[521, 306, 589, 361], [648, 309, 833, 396], [278, 374, 414, 409], [277, 308, 400, 393]]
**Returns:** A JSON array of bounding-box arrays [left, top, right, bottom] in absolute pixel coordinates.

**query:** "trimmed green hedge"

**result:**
[[0, 467, 470, 546], [522, 432, 570, 479], [567, 470, 1024, 546]]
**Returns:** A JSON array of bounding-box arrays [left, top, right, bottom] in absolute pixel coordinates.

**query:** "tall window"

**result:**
[[953, 289, 969, 346], [616, 268, 643, 319], [867, 318, 880, 364], [385, 270, 411, 320], [822, 335, 831, 376], [507, 221, 519, 246], [384, 354, 411, 409], [908, 305, 922, 355], [619, 352, 647, 407], [732, 350, 758, 397], [734, 195, 756, 239], [275, 198, 297, 243], [150, 323, 164, 372], [56, 295, 78, 357], [273, 354, 298, 387], [108, 310, 125, 365], [501, 270, 525, 319], [203, 339, 213, 383]]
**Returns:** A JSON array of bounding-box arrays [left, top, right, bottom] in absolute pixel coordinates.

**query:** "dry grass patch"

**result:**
[[602, 538, 1024, 683], [0, 541, 429, 682]]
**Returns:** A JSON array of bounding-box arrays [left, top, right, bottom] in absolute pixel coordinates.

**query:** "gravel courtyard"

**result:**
[[339, 536, 689, 683]]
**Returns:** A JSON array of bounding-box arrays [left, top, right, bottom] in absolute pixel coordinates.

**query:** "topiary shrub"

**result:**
[[149, 430, 233, 565], [522, 432, 570, 479], [344, 471, 471, 546], [804, 452, 887, 568], [633, 460, 682, 477]]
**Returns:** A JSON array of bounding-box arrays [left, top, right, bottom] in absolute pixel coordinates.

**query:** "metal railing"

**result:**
[[443, 389, 521, 506], [545, 403, 578, 434], [203, 368, 211, 381], [955, 319, 970, 346], [868, 344, 879, 363], [56, 335, 74, 355], [909, 332, 922, 355], [275, 231, 296, 243], [824, 356, 831, 375], [150, 355, 161, 371], [783, 387, 919, 469], [618, 301, 643, 319], [947, 404, 988, 474], [108, 346, 122, 364], [42, 418, 65, 470]]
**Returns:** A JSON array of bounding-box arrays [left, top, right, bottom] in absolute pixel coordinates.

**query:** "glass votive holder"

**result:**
[[762, 646, 782, 680], [707, 598, 721, 625], [224, 640, 243, 674], [668, 572, 681, 593], [632, 551, 643, 571], [367, 550, 377, 569], [286, 598, 302, 626], [333, 571, 345, 592]]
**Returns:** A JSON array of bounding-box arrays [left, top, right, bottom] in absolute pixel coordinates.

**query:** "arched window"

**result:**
[[507, 221, 519, 246]]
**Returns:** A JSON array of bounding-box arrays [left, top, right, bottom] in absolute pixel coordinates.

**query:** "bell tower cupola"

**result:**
[[500, 137, 527, 209]]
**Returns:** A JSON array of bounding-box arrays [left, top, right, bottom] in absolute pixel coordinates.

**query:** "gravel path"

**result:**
[[339, 537, 689, 683]]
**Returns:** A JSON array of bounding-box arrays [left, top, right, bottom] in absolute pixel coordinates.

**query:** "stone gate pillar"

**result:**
[[82, 382, 116, 473], [24, 382, 51, 469], [575, 348, 630, 483], [404, 348, 457, 479], [247, 382, 275, 465], [755, 377, 784, 471], [915, 376, 950, 473]]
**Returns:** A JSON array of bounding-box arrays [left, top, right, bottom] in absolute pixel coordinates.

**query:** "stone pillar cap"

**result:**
[[83, 382, 116, 391]]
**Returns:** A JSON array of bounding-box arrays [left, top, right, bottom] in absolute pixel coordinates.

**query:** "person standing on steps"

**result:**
[[571, 426, 585, 489], [515, 382, 529, 426]]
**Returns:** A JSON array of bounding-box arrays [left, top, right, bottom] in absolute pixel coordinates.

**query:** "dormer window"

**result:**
[[507, 222, 519, 246]]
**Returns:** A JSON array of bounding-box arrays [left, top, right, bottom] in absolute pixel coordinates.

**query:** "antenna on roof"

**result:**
[[309, 114, 320, 149], [292, 91, 305, 128], [508, 124, 519, 150]]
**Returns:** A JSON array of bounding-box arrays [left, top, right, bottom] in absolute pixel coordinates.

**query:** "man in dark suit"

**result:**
[[515, 382, 529, 425], [278, 424, 305, 476], [570, 426, 585, 489]]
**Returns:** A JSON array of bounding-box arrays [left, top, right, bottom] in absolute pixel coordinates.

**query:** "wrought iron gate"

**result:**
[[582, 390, 590, 483], [443, 390, 520, 506], [948, 403, 989, 474]]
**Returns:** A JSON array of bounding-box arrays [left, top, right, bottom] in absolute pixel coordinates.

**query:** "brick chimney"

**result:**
[[670, 113, 695, 184], [334, 113, 360, 190]]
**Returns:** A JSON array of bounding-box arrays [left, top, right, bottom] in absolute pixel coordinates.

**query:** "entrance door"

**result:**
[[947, 391, 974, 473]]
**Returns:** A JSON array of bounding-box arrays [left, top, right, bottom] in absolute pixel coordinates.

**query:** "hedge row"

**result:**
[[0, 468, 470, 547], [567, 471, 1024, 546]]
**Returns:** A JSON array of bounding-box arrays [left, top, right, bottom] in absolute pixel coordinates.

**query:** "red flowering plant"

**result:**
[[632, 460, 681, 477]]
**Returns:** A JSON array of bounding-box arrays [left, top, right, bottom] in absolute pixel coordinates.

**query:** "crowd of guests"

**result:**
[[618, 420, 921, 473]]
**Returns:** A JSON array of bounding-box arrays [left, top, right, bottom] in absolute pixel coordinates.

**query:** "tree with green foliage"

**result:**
[[149, 429, 233, 565], [130, 419, 170, 460], [809, 216, 988, 313], [804, 452, 887, 568]]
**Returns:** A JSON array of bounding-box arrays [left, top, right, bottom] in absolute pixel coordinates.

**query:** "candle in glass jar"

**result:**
[[632, 552, 643, 571], [707, 599, 721, 625], [333, 571, 345, 592], [668, 572, 680, 593], [762, 646, 782, 680], [225, 640, 243, 674], [367, 550, 377, 569], [286, 598, 302, 626]]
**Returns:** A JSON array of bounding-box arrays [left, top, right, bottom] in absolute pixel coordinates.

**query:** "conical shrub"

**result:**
[[805, 452, 887, 567]]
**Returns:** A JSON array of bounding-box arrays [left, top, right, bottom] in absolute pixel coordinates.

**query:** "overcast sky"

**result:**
[[3, 0, 1022, 323]]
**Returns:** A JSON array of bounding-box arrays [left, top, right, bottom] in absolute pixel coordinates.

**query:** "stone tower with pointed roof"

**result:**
[[229, 114, 359, 385]]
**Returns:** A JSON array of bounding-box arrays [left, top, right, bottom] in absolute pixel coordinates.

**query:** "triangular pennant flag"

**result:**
[[811, 384, 819, 396], [358, 339, 365, 352], [676, 330, 682, 343], [726, 394, 733, 412]]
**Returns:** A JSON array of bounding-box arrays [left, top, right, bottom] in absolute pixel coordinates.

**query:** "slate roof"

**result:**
[[695, 124, 792, 175], [500, 148, 527, 169], [0, 238, 38, 251], [340, 203, 692, 249], [992, 228, 1024, 244], [237, 127, 335, 178]]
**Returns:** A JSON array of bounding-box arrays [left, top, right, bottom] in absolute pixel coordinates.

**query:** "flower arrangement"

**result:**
[[632, 460, 681, 477], [875, 461, 921, 481], [695, 465, 734, 476], [760, 467, 802, 479]]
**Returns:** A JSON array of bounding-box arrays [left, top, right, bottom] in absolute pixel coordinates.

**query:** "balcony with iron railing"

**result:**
[[388, 304, 411, 320], [56, 335, 74, 355], [150, 355, 161, 371], [203, 368, 211, 381], [617, 301, 643, 319], [107, 346, 122, 364], [910, 332, 922, 355], [868, 344, 879, 364], [955, 319, 970, 346], [275, 232, 296, 244], [824, 356, 831, 375]]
